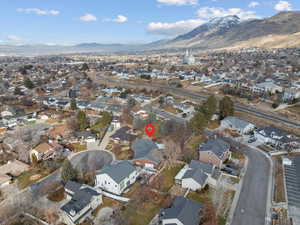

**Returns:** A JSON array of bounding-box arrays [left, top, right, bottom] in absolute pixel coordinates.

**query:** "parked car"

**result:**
[[248, 137, 257, 143]]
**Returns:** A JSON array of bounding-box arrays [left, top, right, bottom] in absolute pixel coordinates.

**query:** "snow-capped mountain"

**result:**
[[161, 11, 300, 50], [173, 15, 240, 42]]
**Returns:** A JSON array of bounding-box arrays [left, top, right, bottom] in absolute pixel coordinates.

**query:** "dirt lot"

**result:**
[[273, 157, 286, 203]]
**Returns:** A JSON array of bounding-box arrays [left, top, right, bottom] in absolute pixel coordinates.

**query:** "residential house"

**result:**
[[159, 196, 204, 225], [221, 116, 255, 134], [77, 101, 90, 110], [111, 116, 122, 129], [254, 127, 299, 149], [110, 126, 137, 145], [175, 160, 215, 191], [30, 141, 63, 161], [254, 81, 283, 94], [0, 160, 30, 186], [0, 174, 11, 187], [199, 138, 231, 168], [74, 131, 97, 143], [60, 181, 102, 225], [282, 88, 300, 102], [95, 161, 138, 195], [131, 139, 164, 169]]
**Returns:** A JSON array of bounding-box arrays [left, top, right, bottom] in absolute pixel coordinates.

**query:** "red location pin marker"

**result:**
[[145, 124, 155, 137]]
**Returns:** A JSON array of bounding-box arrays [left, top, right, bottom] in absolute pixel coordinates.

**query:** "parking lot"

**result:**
[[283, 155, 300, 224]]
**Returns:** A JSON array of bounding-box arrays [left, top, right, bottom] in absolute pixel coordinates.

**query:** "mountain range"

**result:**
[[0, 11, 300, 56], [159, 11, 300, 50]]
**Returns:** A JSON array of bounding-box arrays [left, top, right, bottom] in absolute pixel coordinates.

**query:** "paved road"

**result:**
[[231, 145, 271, 225], [95, 74, 300, 128], [205, 130, 271, 225]]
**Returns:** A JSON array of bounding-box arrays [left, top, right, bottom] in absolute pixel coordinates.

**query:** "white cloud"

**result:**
[[147, 19, 206, 36], [197, 7, 260, 20], [113, 15, 128, 23], [157, 0, 198, 5], [17, 8, 59, 15], [248, 1, 260, 8], [7, 35, 23, 41], [103, 15, 128, 23], [80, 13, 97, 22], [274, 1, 292, 11]]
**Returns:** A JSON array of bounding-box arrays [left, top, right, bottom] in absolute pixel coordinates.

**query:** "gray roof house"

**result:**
[[60, 181, 102, 225], [131, 139, 164, 168], [221, 116, 255, 134], [160, 196, 204, 225], [175, 160, 215, 191], [254, 126, 299, 148], [110, 126, 137, 143], [95, 161, 138, 195], [199, 138, 231, 167]]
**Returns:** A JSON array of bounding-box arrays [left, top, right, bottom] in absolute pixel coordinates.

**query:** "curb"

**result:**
[[226, 156, 249, 225]]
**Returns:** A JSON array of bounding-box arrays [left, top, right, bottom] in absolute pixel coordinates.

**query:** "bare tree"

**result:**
[[163, 139, 182, 169]]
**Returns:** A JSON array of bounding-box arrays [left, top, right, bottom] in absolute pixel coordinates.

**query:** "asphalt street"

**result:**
[[231, 145, 271, 225]]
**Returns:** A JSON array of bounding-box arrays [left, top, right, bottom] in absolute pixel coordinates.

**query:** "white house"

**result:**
[[60, 181, 102, 225], [221, 116, 255, 134], [175, 160, 215, 191], [254, 126, 298, 149], [95, 161, 138, 195], [111, 116, 121, 129], [255, 81, 283, 94]]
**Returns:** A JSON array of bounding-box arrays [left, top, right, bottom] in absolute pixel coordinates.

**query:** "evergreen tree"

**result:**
[[24, 78, 35, 89], [70, 98, 77, 110], [196, 95, 217, 120], [81, 63, 89, 71], [127, 98, 137, 108], [189, 111, 208, 135], [14, 87, 22, 95], [77, 110, 90, 131], [61, 159, 78, 184], [219, 96, 234, 120]]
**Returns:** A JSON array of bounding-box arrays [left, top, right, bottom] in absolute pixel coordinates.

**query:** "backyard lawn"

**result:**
[[154, 164, 184, 192], [187, 135, 207, 150], [187, 187, 212, 204], [70, 142, 87, 152], [122, 192, 168, 225], [92, 197, 120, 217], [17, 169, 49, 189]]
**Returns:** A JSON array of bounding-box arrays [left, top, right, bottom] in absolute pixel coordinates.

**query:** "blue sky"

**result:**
[[0, 0, 299, 44]]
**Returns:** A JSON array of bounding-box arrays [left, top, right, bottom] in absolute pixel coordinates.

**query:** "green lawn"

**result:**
[[92, 197, 120, 217], [231, 150, 245, 160], [122, 199, 162, 225], [187, 135, 207, 150], [17, 169, 49, 189], [218, 216, 227, 225], [123, 183, 141, 198], [258, 144, 273, 152], [187, 187, 212, 204], [71, 143, 87, 152], [157, 164, 183, 192]]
